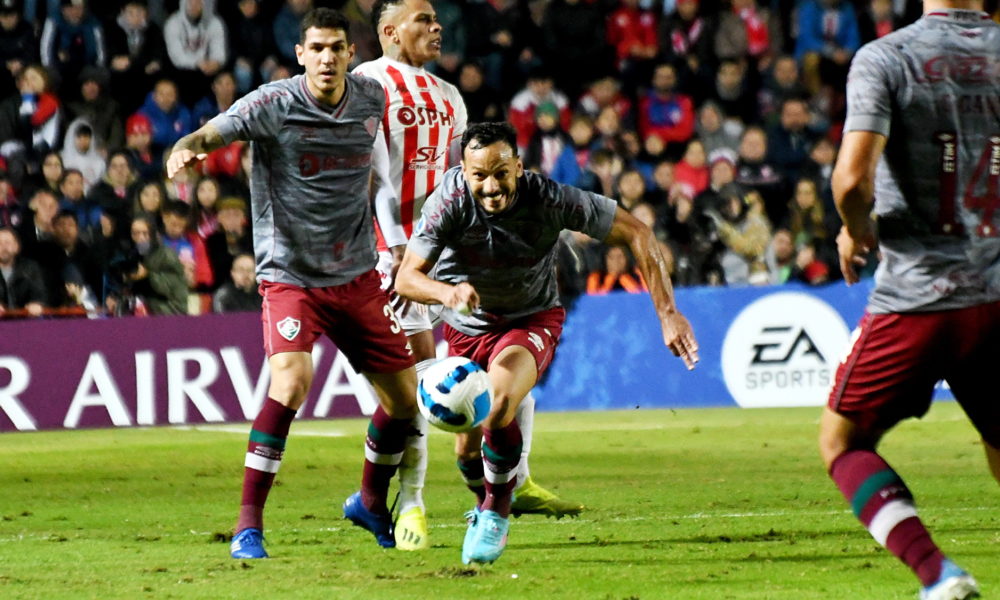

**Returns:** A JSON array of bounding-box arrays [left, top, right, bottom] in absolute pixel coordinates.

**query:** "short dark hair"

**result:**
[[53, 209, 78, 224], [76, 124, 93, 138], [61, 168, 84, 183], [299, 8, 351, 43], [461, 122, 518, 157], [162, 200, 191, 219], [371, 0, 403, 38]]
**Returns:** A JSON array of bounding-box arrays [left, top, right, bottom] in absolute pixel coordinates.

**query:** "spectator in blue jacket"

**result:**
[[39, 0, 106, 85], [138, 79, 194, 164], [57, 169, 102, 244], [273, 0, 311, 66], [795, 0, 860, 95]]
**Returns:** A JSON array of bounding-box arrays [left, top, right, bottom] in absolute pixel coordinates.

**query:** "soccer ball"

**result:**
[[417, 357, 493, 433]]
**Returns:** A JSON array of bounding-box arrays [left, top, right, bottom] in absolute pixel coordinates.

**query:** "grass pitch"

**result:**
[[1, 403, 997, 600]]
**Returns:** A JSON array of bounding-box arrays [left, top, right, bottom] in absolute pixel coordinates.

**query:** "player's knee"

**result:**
[[818, 427, 850, 471], [268, 364, 312, 406], [268, 379, 310, 407], [485, 393, 518, 428]]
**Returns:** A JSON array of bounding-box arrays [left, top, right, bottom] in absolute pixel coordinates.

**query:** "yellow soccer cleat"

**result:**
[[394, 506, 430, 550], [510, 477, 584, 519]]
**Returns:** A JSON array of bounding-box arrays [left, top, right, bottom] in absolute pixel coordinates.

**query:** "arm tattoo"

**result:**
[[173, 124, 225, 156]]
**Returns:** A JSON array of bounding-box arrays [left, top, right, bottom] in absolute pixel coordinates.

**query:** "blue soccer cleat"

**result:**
[[461, 509, 509, 565], [230, 528, 268, 559], [343, 491, 395, 548], [920, 559, 980, 600], [461, 507, 480, 557]]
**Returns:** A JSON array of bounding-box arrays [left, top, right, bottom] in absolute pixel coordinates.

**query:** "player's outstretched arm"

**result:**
[[832, 130, 885, 284], [166, 123, 226, 179], [395, 248, 479, 313], [604, 207, 699, 370]]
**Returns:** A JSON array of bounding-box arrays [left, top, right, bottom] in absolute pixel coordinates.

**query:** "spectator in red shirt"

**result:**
[[17, 64, 61, 161], [638, 62, 695, 159], [577, 75, 633, 125], [673, 138, 709, 198], [607, 0, 658, 93], [508, 67, 572, 153]]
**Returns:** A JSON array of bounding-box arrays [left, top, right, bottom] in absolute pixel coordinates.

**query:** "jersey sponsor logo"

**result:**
[[721, 292, 849, 408], [236, 89, 289, 116], [277, 317, 301, 341], [527, 332, 545, 352], [409, 146, 445, 171], [299, 152, 372, 176], [396, 106, 453, 128], [922, 55, 1000, 84]]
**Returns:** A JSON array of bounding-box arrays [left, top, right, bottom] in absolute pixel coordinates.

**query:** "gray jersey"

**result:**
[[208, 74, 384, 287], [408, 168, 617, 335], [844, 10, 1000, 313]]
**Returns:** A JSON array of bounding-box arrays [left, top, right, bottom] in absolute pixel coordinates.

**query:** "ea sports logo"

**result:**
[[721, 292, 849, 408]]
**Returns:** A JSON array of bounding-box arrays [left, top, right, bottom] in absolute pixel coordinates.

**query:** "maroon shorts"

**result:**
[[828, 301, 1000, 445], [259, 270, 414, 374], [443, 307, 566, 379]]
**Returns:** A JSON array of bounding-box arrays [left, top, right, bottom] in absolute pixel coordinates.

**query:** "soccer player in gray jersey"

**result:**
[[820, 3, 1000, 598], [166, 9, 420, 560], [395, 122, 699, 565], [358, 0, 583, 551]]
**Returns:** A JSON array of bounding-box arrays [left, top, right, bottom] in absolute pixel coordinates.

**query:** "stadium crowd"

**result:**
[[0, 0, 942, 318]]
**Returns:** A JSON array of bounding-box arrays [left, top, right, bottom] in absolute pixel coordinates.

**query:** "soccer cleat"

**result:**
[[510, 476, 584, 519], [461, 509, 509, 565], [920, 559, 980, 600], [343, 491, 395, 548], [462, 507, 480, 555], [230, 528, 268, 559], [394, 505, 429, 551]]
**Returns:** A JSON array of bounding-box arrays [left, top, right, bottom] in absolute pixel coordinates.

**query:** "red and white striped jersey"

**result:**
[[353, 57, 468, 249]]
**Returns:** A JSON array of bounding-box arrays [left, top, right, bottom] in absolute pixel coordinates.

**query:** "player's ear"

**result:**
[[515, 158, 524, 177], [295, 43, 305, 67], [348, 43, 356, 63], [382, 23, 397, 45]]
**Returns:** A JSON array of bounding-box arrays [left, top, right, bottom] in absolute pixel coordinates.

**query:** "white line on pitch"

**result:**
[[175, 424, 350, 437]]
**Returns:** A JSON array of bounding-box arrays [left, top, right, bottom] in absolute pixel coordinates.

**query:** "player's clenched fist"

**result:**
[[444, 282, 479, 315]]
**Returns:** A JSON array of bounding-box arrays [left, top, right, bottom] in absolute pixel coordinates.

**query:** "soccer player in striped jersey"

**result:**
[[396, 122, 698, 564], [354, 0, 583, 551], [167, 9, 419, 559], [821, 2, 1000, 598]]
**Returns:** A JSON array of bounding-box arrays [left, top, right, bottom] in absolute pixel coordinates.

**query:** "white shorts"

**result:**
[[377, 250, 436, 335]]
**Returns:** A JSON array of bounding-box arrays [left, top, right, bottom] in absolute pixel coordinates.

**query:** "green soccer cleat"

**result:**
[[510, 476, 584, 519], [394, 505, 429, 551]]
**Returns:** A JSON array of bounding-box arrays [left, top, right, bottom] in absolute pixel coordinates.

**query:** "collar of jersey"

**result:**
[[925, 9, 990, 21], [298, 74, 350, 115], [380, 55, 428, 76]]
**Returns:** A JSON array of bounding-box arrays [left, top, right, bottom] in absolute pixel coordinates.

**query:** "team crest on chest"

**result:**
[[277, 317, 301, 341], [364, 116, 379, 137]]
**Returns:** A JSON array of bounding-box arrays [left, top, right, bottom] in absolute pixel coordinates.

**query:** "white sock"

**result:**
[[397, 358, 435, 513], [513, 392, 535, 490]]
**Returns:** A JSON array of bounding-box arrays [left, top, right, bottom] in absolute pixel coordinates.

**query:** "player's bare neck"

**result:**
[[306, 79, 347, 108], [387, 45, 424, 69], [923, 0, 984, 13]]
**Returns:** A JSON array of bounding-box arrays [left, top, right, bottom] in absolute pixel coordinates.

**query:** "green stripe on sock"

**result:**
[[249, 429, 286, 450], [367, 422, 381, 443], [482, 443, 522, 465], [851, 469, 900, 517]]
